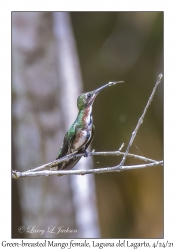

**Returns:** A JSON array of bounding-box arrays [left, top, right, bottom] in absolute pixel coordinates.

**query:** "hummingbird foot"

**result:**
[[83, 150, 89, 157]]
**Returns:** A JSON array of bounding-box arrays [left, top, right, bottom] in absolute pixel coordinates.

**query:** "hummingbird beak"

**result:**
[[87, 81, 124, 107], [94, 81, 124, 95]]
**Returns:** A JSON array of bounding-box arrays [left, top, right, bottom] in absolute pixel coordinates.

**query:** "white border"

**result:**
[[1, 0, 175, 246]]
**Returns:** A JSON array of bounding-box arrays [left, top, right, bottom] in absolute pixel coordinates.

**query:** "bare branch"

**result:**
[[12, 160, 163, 179], [12, 74, 163, 179], [19, 150, 162, 173], [118, 73, 163, 168]]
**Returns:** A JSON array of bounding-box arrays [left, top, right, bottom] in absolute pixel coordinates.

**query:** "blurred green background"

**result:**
[[12, 12, 163, 238]]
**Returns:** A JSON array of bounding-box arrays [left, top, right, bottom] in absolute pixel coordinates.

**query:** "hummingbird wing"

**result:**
[[56, 124, 77, 159], [51, 123, 78, 170], [57, 131, 74, 159], [56, 125, 95, 170], [58, 125, 95, 170]]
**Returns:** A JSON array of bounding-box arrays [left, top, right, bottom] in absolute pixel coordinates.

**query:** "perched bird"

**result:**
[[51, 81, 123, 171]]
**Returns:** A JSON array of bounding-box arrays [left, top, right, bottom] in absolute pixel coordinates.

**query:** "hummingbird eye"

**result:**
[[87, 93, 91, 98]]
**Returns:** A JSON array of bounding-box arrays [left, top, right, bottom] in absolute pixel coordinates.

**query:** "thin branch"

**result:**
[[25, 150, 162, 173], [118, 73, 163, 168], [12, 160, 163, 179], [12, 74, 163, 179]]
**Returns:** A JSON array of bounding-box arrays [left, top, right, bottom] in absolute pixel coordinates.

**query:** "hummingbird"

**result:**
[[50, 81, 123, 171]]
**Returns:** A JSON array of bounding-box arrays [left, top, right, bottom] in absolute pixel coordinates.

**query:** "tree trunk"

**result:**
[[12, 11, 100, 238]]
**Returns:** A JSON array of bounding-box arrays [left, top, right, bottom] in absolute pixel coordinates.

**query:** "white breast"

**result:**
[[74, 130, 89, 150], [71, 106, 93, 152]]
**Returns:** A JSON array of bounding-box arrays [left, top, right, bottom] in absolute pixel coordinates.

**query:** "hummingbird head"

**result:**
[[77, 91, 95, 110], [77, 81, 124, 111]]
